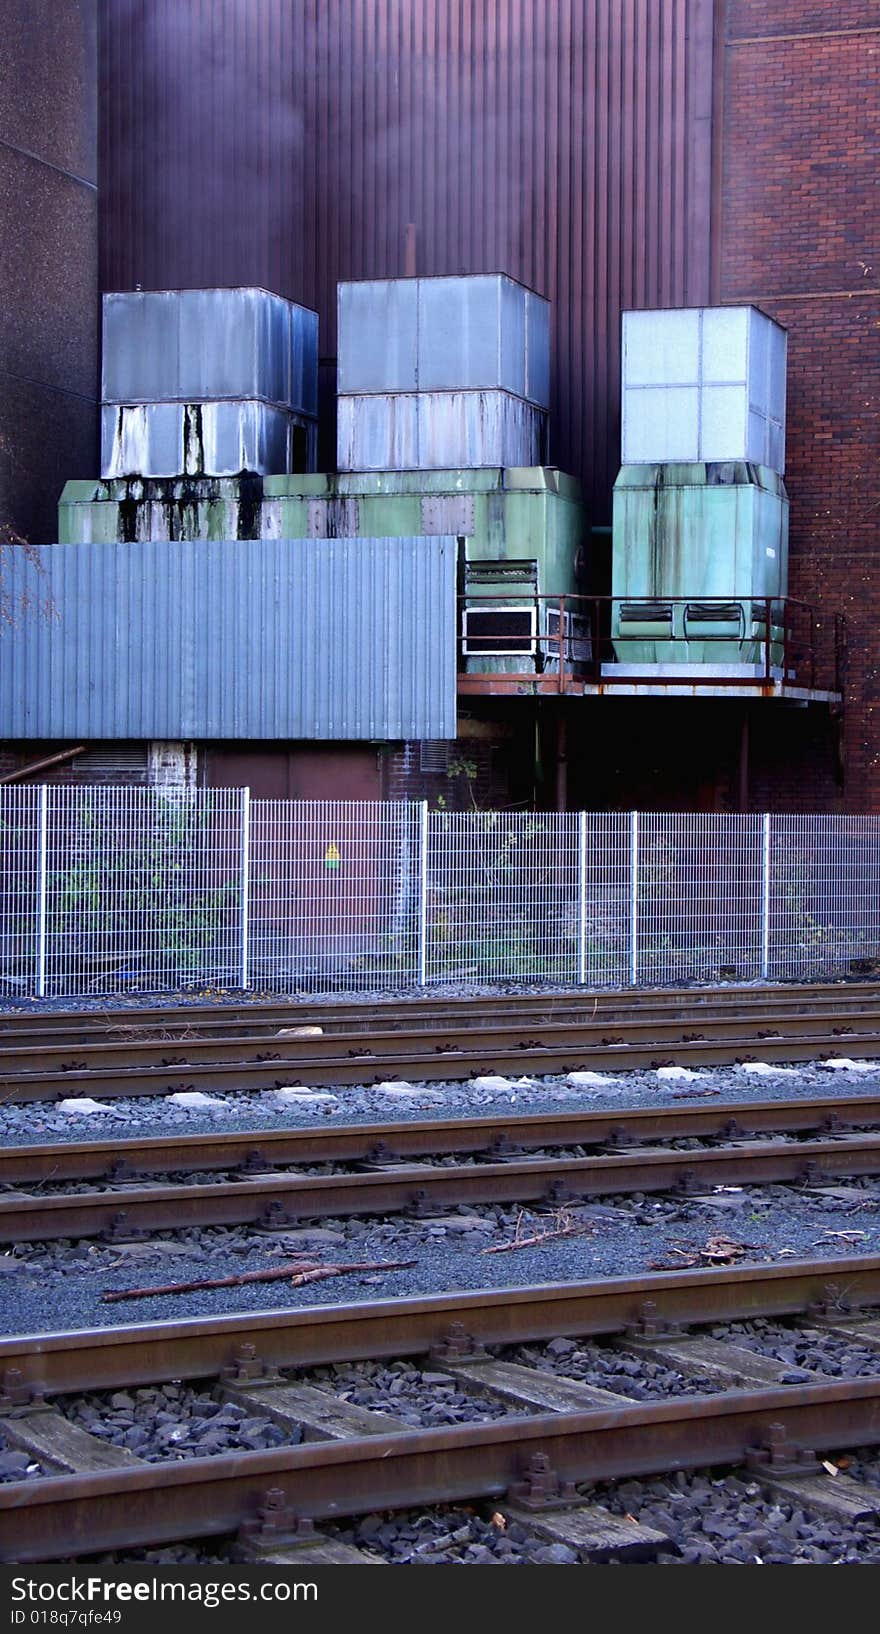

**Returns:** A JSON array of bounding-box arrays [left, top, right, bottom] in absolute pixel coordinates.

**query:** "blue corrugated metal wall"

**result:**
[[0, 537, 456, 740]]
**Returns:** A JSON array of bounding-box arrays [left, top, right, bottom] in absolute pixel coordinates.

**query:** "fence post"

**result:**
[[761, 811, 771, 980], [36, 785, 48, 998], [630, 810, 639, 986], [239, 787, 250, 990], [577, 810, 587, 985], [417, 801, 428, 986]]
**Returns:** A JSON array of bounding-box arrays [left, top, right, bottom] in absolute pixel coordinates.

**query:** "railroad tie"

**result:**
[[502, 1501, 675, 1564], [2, 1409, 144, 1474], [219, 1379, 408, 1442], [616, 1333, 818, 1389], [440, 1357, 628, 1414]]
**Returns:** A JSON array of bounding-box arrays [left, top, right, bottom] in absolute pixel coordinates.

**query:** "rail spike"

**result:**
[[102, 1210, 146, 1243], [806, 1282, 856, 1323], [430, 1321, 489, 1363], [258, 1199, 292, 1230], [0, 1367, 46, 1414], [221, 1343, 282, 1386], [745, 1422, 819, 1478], [238, 1149, 269, 1175], [507, 1451, 580, 1511], [625, 1299, 680, 1339], [234, 1488, 316, 1558]]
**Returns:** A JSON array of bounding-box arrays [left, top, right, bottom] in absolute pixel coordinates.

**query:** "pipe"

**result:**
[[0, 745, 88, 785]]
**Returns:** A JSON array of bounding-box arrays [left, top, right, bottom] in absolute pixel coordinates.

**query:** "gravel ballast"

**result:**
[[3, 1060, 880, 1148], [2, 1171, 879, 1334]]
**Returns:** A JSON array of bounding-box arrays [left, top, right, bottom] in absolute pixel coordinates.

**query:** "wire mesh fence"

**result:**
[[1, 787, 880, 997], [424, 811, 580, 984], [768, 815, 880, 980], [1, 786, 244, 996], [634, 812, 766, 987], [0, 784, 42, 996], [248, 799, 422, 992]]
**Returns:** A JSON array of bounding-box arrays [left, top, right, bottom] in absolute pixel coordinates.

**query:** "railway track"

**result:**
[[2, 1000, 880, 1102], [3, 980, 879, 1042], [3, 1093, 880, 1243], [5, 984, 880, 1563], [4, 1256, 880, 1562]]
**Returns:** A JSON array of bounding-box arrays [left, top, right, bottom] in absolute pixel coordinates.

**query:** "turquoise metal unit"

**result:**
[[611, 462, 788, 666], [59, 467, 588, 678]]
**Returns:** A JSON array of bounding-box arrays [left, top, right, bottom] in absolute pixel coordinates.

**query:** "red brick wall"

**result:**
[[721, 3, 880, 810], [0, 744, 149, 785], [385, 730, 520, 811]]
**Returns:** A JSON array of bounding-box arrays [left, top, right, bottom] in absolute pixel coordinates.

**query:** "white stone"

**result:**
[[57, 1097, 114, 1115], [823, 1059, 878, 1073], [276, 1026, 324, 1037], [655, 1066, 703, 1082], [471, 1075, 515, 1091], [166, 1091, 227, 1109], [734, 1062, 798, 1077], [273, 1087, 339, 1103], [566, 1071, 622, 1087]]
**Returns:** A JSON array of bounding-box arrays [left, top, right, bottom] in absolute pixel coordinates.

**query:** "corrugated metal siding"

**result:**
[[98, 0, 715, 526], [0, 538, 456, 740]]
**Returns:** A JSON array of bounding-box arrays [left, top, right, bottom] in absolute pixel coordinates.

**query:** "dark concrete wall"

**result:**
[[0, 0, 98, 545]]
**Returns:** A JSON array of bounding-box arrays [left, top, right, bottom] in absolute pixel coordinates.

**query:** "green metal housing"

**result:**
[[59, 467, 588, 677], [611, 462, 789, 665]]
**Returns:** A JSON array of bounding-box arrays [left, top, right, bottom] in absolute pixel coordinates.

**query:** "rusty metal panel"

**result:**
[[421, 494, 475, 536], [98, 0, 715, 522], [0, 537, 457, 740], [306, 497, 361, 537]]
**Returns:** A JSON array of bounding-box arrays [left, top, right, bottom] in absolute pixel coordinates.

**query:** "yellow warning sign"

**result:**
[[324, 842, 341, 869]]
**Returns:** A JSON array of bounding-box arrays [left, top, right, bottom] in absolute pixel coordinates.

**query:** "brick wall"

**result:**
[[385, 720, 526, 810], [0, 743, 149, 785], [720, 2, 880, 810]]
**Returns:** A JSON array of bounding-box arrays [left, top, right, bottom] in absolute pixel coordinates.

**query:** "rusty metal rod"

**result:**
[[3, 981, 878, 1038], [4, 1131, 880, 1244], [3, 1025, 880, 1101], [5, 1375, 880, 1561], [101, 1257, 417, 1303], [2, 1254, 878, 1400], [3, 1090, 878, 1185]]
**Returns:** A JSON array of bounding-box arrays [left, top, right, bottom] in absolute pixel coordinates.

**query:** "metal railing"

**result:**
[[1, 789, 879, 997], [457, 594, 845, 695]]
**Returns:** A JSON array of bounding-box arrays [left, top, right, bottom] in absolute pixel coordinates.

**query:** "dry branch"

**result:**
[[481, 1207, 594, 1255], [101, 1256, 417, 1302]]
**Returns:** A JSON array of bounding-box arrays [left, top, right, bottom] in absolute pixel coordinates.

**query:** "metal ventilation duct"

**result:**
[[621, 306, 787, 474], [100, 288, 319, 479], [336, 274, 550, 471]]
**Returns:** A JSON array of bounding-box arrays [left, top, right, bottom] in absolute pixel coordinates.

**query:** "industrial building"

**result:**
[[1, 2, 876, 816]]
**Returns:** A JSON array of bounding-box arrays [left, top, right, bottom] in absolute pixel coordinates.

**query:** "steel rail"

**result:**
[[5, 1275, 880, 1559], [4, 1255, 878, 1398], [2, 980, 878, 1040], [4, 1131, 880, 1243], [3, 1091, 879, 1185], [3, 1026, 880, 1102], [0, 1005, 878, 1081]]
